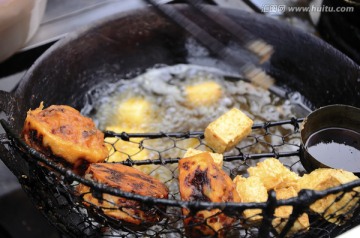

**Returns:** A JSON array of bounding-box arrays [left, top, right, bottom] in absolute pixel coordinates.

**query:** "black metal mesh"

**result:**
[[1, 118, 360, 238]]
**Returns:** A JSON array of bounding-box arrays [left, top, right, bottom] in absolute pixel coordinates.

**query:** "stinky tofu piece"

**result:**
[[179, 152, 241, 237], [233, 176, 268, 224], [248, 158, 300, 190], [272, 186, 309, 236], [184, 148, 224, 167], [185, 81, 222, 108], [116, 97, 153, 128], [204, 108, 253, 153], [22, 103, 108, 173], [78, 163, 168, 227], [299, 168, 360, 225]]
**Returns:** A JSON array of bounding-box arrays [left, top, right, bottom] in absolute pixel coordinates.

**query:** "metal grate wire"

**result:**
[[2, 118, 360, 237]]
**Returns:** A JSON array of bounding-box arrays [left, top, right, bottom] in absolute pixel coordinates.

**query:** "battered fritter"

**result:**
[[22, 103, 108, 172]]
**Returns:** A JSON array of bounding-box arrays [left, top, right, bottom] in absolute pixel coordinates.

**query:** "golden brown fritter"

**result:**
[[179, 152, 241, 237], [22, 103, 108, 172], [78, 163, 169, 226], [299, 168, 360, 225]]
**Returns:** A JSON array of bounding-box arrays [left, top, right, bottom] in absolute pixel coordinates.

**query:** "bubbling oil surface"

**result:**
[[88, 64, 296, 132], [83, 64, 300, 180], [305, 127, 360, 172]]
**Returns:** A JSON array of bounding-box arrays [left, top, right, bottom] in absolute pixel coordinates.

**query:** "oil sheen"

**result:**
[[305, 127, 360, 172]]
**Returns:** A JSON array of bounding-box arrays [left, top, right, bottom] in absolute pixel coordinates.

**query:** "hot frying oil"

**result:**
[[305, 127, 360, 172], [83, 64, 300, 180]]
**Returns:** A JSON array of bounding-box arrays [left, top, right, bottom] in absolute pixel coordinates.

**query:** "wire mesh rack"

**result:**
[[1, 117, 360, 238]]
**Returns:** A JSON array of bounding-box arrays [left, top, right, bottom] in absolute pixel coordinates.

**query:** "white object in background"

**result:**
[[337, 225, 360, 238], [23, 0, 148, 51], [0, 0, 47, 62]]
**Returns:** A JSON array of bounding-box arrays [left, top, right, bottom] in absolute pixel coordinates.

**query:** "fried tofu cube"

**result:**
[[248, 158, 300, 190], [233, 176, 268, 225], [273, 186, 309, 236], [204, 108, 253, 153], [179, 152, 241, 237], [185, 81, 222, 108], [116, 97, 153, 128], [184, 148, 224, 167], [299, 168, 360, 225]]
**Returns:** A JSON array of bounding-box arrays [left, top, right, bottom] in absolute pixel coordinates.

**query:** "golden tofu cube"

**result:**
[[272, 186, 309, 236], [185, 81, 222, 108], [184, 148, 224, 167], [204, 108, 253, 153], [116, 97, 153, 128], [248, 158, 300, 190], [299, 168, 360, 225], [233, 176, 268, 225]]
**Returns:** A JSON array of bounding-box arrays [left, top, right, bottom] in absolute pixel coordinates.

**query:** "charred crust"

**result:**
[[29, 129, 43, 145], [59, 125, 68, 134], [74, 158, 90, 175], [89, 164, 168, 197], [39, 107, 65, 117], [82, 130, 96, 138], [182, 162, 190, 171], [186, 168, 211, 202]]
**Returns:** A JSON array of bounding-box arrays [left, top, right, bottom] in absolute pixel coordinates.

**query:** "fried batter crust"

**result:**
[[22, 104, 108, 170], [233, 176, 268, 225], [78, 163, 169, 225], [273, 186, 309, 236], [248, 158, 300, 190], [179, 153, 241, 237], [299, 168, 360, 225]]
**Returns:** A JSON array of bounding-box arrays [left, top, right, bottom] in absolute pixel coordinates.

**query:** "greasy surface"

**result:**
[[248, 158, 300, 190], [183, 148, 223, 168], [179, 152, 241, 237], [204, 108, 253, 153], [22, 104, 108, 170], [78, 163, 169, 225], [299, 168, 360, 225], [233, 176, 268, 224], [273, 186, 309, 236]]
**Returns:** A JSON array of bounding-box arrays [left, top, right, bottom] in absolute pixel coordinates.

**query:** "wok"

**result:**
[[0, 4, 359, 237]]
